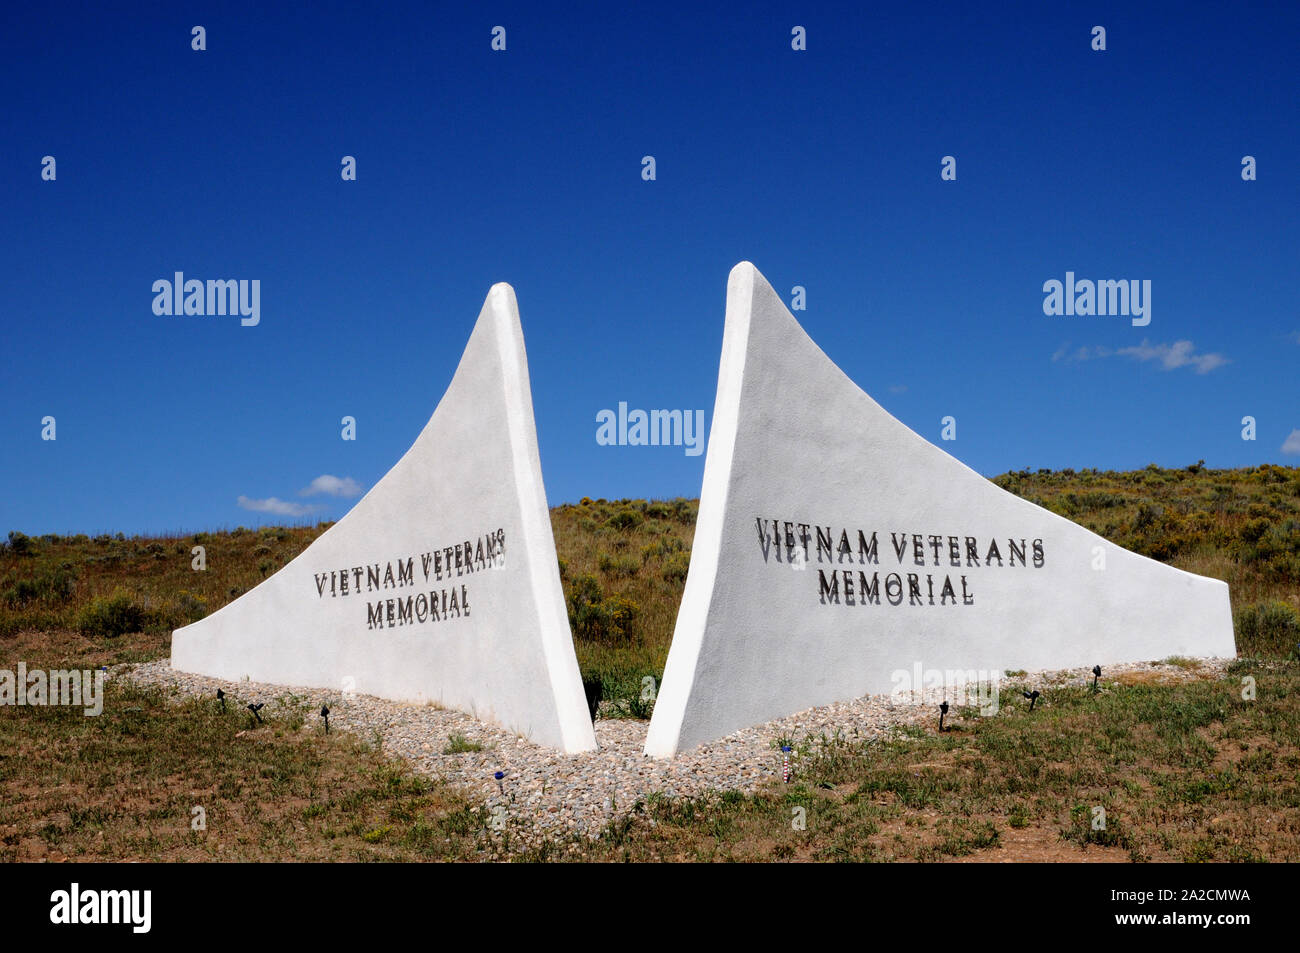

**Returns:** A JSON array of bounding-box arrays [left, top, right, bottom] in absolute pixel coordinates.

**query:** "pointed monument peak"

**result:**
[[728, 260, 760, 282], [645, 264, 1233, 757], [721, 260, 827, 365], [173, 281, 596, 754], [470, 281, 521, 342], [725, 261, 761, 317], [455, 283, 521, 365], [487, 281, 518, 307]]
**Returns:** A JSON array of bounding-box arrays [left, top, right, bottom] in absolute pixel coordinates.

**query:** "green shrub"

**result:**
[[1078, 491, 1125, 510], [1239, 518, 1270, 543], [661, 552, 691, 583], [576, 572, 604, 600], [597, 553, 639, 578], [1234, 601, 1300, 657], [603, 594, 639, 636], [641, 537, 685, 562], [608, 509, 644, 531], [669, 498, 697, 525], [442, 733, 484, 754], [5, 531, 34, 555], [1132, 502, 1163, 531], [567, 572, 603, 615], [169, 589, 208, 626], [604, 672, 658, 719], [1264, 518, 1300, 554], [3, 565, 77, 606], [1258, 465, 1290, 485], [566, 574, 639, 643], [77, 589, 148, 637]]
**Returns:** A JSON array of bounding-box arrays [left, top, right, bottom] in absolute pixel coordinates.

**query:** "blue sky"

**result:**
[[2, 1, 1297, 536]]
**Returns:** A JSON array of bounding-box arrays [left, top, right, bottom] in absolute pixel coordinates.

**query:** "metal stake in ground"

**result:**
[[939, 700, 949, 732], [494, 771, 505, 796], [247, 702, 264, 725], [1023, 689, 1041, 712], [1091, 665, 1102, 693], [781, 745, 792, 783], [321, 705, 330, 734]]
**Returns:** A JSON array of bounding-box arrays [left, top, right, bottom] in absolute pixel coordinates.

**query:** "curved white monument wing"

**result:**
[[172, 283, 597, 754], [645, 262, 1234, 757]]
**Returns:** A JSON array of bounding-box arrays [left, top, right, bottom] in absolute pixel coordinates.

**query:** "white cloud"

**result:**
[[237, 495, 322, 517], [299, 474, 363, 498], [888, 384, 908, 394], [1282, 430, 1300, 456], [1055, 339, 1227, 374], [238, 474, 361, 519], [1051, 342, 1112, 363], [1116, 339, 1228, 374]]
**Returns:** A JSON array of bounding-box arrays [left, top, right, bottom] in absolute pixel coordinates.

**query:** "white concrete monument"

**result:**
[[172, 283, 597, 754], [644, 262, 1235, 757]]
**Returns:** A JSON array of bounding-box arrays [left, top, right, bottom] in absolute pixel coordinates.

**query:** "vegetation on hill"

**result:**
[[0, 525, 323, 663], [2, 462, 1289, 676], [579, 659, 1300, 862], [2, 464, 1299, 862], [1, 464, 1297, 702], [550, 497, 695, 715]]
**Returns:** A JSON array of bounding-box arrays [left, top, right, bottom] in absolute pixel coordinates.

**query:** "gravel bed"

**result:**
[[120, 655, 1232, 850]]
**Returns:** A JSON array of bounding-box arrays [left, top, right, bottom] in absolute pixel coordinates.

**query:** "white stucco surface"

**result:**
[[644, 262, 1235, 757], [171, 283, 597, 753]]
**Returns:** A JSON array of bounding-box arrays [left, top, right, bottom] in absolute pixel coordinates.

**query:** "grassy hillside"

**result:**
[[5, 657, 1296, 862], [2, 464, 1299, 862], [581, 660, 1300, 862], [2, 464, 1298, 706], [550, 497, 696, 713]]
